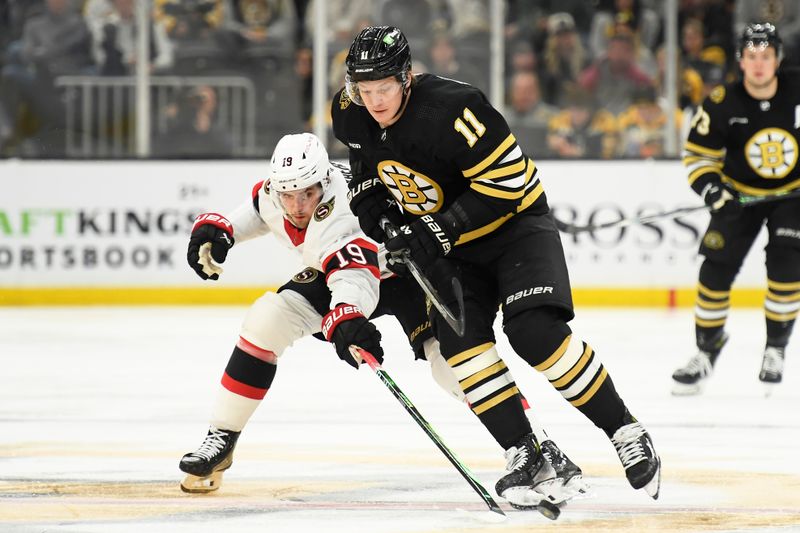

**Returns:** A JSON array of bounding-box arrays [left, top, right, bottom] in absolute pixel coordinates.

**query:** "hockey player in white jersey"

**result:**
[[180, 133, 586, 507]]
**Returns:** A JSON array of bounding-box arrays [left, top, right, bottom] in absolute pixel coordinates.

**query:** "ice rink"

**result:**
[[2, 306, 799, 532]]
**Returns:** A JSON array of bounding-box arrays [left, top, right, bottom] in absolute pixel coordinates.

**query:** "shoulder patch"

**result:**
[[292, 268, 319, 283], [263, 179, 271, 194], [339, 90, 351, 110], [703, 230, 725, 250], [710, 86, 725, 104], [314, 198, 335, 221]]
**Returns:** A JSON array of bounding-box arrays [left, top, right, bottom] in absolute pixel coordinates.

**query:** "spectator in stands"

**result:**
[[578, 32, 654, 115], [539, 12, 589, 107], [547, 87, 618, 159], [505, 0, 594, 54], [506, 70, 557, 157], [154, 0, 231, 73], [0, 0, 93, 156], [617, 85, 681, 159], [507, 70, 557, 130], [589, 0, 660, 58], [654, 44, 703, 111], [681, 17, 726, 85], [84, 0, 174, 75], [426, 31, 483, 90], [154, 85, 234, 158], [218, 0, 296, 59]]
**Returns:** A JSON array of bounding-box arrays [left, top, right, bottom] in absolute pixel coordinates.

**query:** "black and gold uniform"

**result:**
[[333, 25, 660, 501], [675, 22, 800, 392]]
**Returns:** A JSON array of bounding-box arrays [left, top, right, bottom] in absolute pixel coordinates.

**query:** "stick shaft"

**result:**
[[352, 347, 505, 516]]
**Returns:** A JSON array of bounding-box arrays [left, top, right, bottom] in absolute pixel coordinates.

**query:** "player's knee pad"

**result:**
[[423, 338, 466, 402], [504, 307, 572, 367], [240, 290, 319, 358], [699, 258, 740, 290], [765, 245, 800, 280], [446, 343, 519, 414]]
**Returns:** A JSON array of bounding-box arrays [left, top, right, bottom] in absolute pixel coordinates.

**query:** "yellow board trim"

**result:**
[[0, 287, 771, 307]]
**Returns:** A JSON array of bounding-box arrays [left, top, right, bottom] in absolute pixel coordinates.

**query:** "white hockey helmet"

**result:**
[[269, 133, 331, 205]]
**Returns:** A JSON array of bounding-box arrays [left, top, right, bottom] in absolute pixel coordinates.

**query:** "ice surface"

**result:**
[[1, 307, 799, 532]]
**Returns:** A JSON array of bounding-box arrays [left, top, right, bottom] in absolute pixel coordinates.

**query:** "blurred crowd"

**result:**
[[0, 0, 799, 159]]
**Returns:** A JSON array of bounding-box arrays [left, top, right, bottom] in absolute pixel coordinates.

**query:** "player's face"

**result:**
[[278, 184, 323, 229], [356, 77, 405, 126], [739, 45, 779, 88]]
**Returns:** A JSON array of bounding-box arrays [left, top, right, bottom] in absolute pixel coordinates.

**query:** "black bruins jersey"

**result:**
[[684, 72, 800, 196], [332, 73, 548, 247]]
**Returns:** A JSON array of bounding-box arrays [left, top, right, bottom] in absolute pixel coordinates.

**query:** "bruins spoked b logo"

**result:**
[[745, 128, 798, 179], [378, 160, 443, 215]]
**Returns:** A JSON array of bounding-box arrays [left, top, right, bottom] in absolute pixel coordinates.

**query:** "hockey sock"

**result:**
[[210, 339, 278, 432], [695, 260, 737, 351], [765, 277, 800, 347]]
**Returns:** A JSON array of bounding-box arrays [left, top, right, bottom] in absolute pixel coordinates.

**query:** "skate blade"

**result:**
[[642, 461, 661, 500], [671, 381, 703, 396], [560, 475, 591, 500], [180, 471, 224, 493], [501, 478, 567, 506]]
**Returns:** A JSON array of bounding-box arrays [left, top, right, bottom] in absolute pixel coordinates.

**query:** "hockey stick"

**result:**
[[350, 346, 506, 517], [554, 187, 800, 235], [379, 218, 466, 337]]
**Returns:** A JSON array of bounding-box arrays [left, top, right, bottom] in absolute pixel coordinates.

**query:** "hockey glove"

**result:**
[[384, 213, 461, 270], [187, 213, 234, 280], [349, 176, 405, 243], [702, 182, 742, 216], [322, 304, 383, 368]]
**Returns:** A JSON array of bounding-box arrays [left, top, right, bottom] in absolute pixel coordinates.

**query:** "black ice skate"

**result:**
[[495, 433, 559, 509], [540, 439, 589, 499], [672, 332, 728, 395], [179, 426, 240, 493], [759, 345, 785, 396], [611, 412, 660, 500]]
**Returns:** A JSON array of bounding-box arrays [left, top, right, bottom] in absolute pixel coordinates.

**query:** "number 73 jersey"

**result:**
[[332, 73, 549, 246], [684, 73, 800, 196]]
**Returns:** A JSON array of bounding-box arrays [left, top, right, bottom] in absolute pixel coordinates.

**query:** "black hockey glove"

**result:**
[[322, 304, 384, 368], [384, 213, 461, 270], [348, 176, 405, 243], [187, 213, 234, 280], [702, 182, 742, 216]]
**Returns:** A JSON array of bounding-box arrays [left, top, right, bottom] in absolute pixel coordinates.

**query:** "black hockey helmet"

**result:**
[[737, 22, 783, 61], [345, 26, 412, 105]]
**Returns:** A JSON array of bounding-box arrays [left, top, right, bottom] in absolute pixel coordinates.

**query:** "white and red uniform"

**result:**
[[209, 165, 380, 430]]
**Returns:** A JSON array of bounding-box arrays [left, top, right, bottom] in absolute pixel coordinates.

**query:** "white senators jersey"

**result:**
[[224, 164, 381, 314]]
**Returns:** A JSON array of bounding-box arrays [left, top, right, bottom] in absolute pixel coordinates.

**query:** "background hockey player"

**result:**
[[332, 26, 661, 507], [673, 22, 800, 396], [180, 132, 584, 504]]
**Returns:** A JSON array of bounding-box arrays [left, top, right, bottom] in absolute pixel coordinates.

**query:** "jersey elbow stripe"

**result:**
[[456, 181, 543, 245], [324, 262, 381, 281], [462, 134, 517, 178], [688, 166, 722, 185], [470, 158, 527, 182], [684, 141, 724, 157]]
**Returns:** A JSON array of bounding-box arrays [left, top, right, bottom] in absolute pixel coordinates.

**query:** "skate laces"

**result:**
[[541, 441, 563, 469], [193, 427, 228, 460], [504, 444, 530, 472], [679, 351, 712, 377], [611, 422, 647, 468], [762, 347, 785, 374]]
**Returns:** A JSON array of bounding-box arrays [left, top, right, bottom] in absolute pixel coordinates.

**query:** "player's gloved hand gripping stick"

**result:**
[[379, 217, 466, 337], [554, 187, 800, 235]]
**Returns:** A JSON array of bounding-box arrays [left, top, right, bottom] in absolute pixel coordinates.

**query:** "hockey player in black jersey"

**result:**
[[332, 25, 661, 506], [673, 22, 800, 396]]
